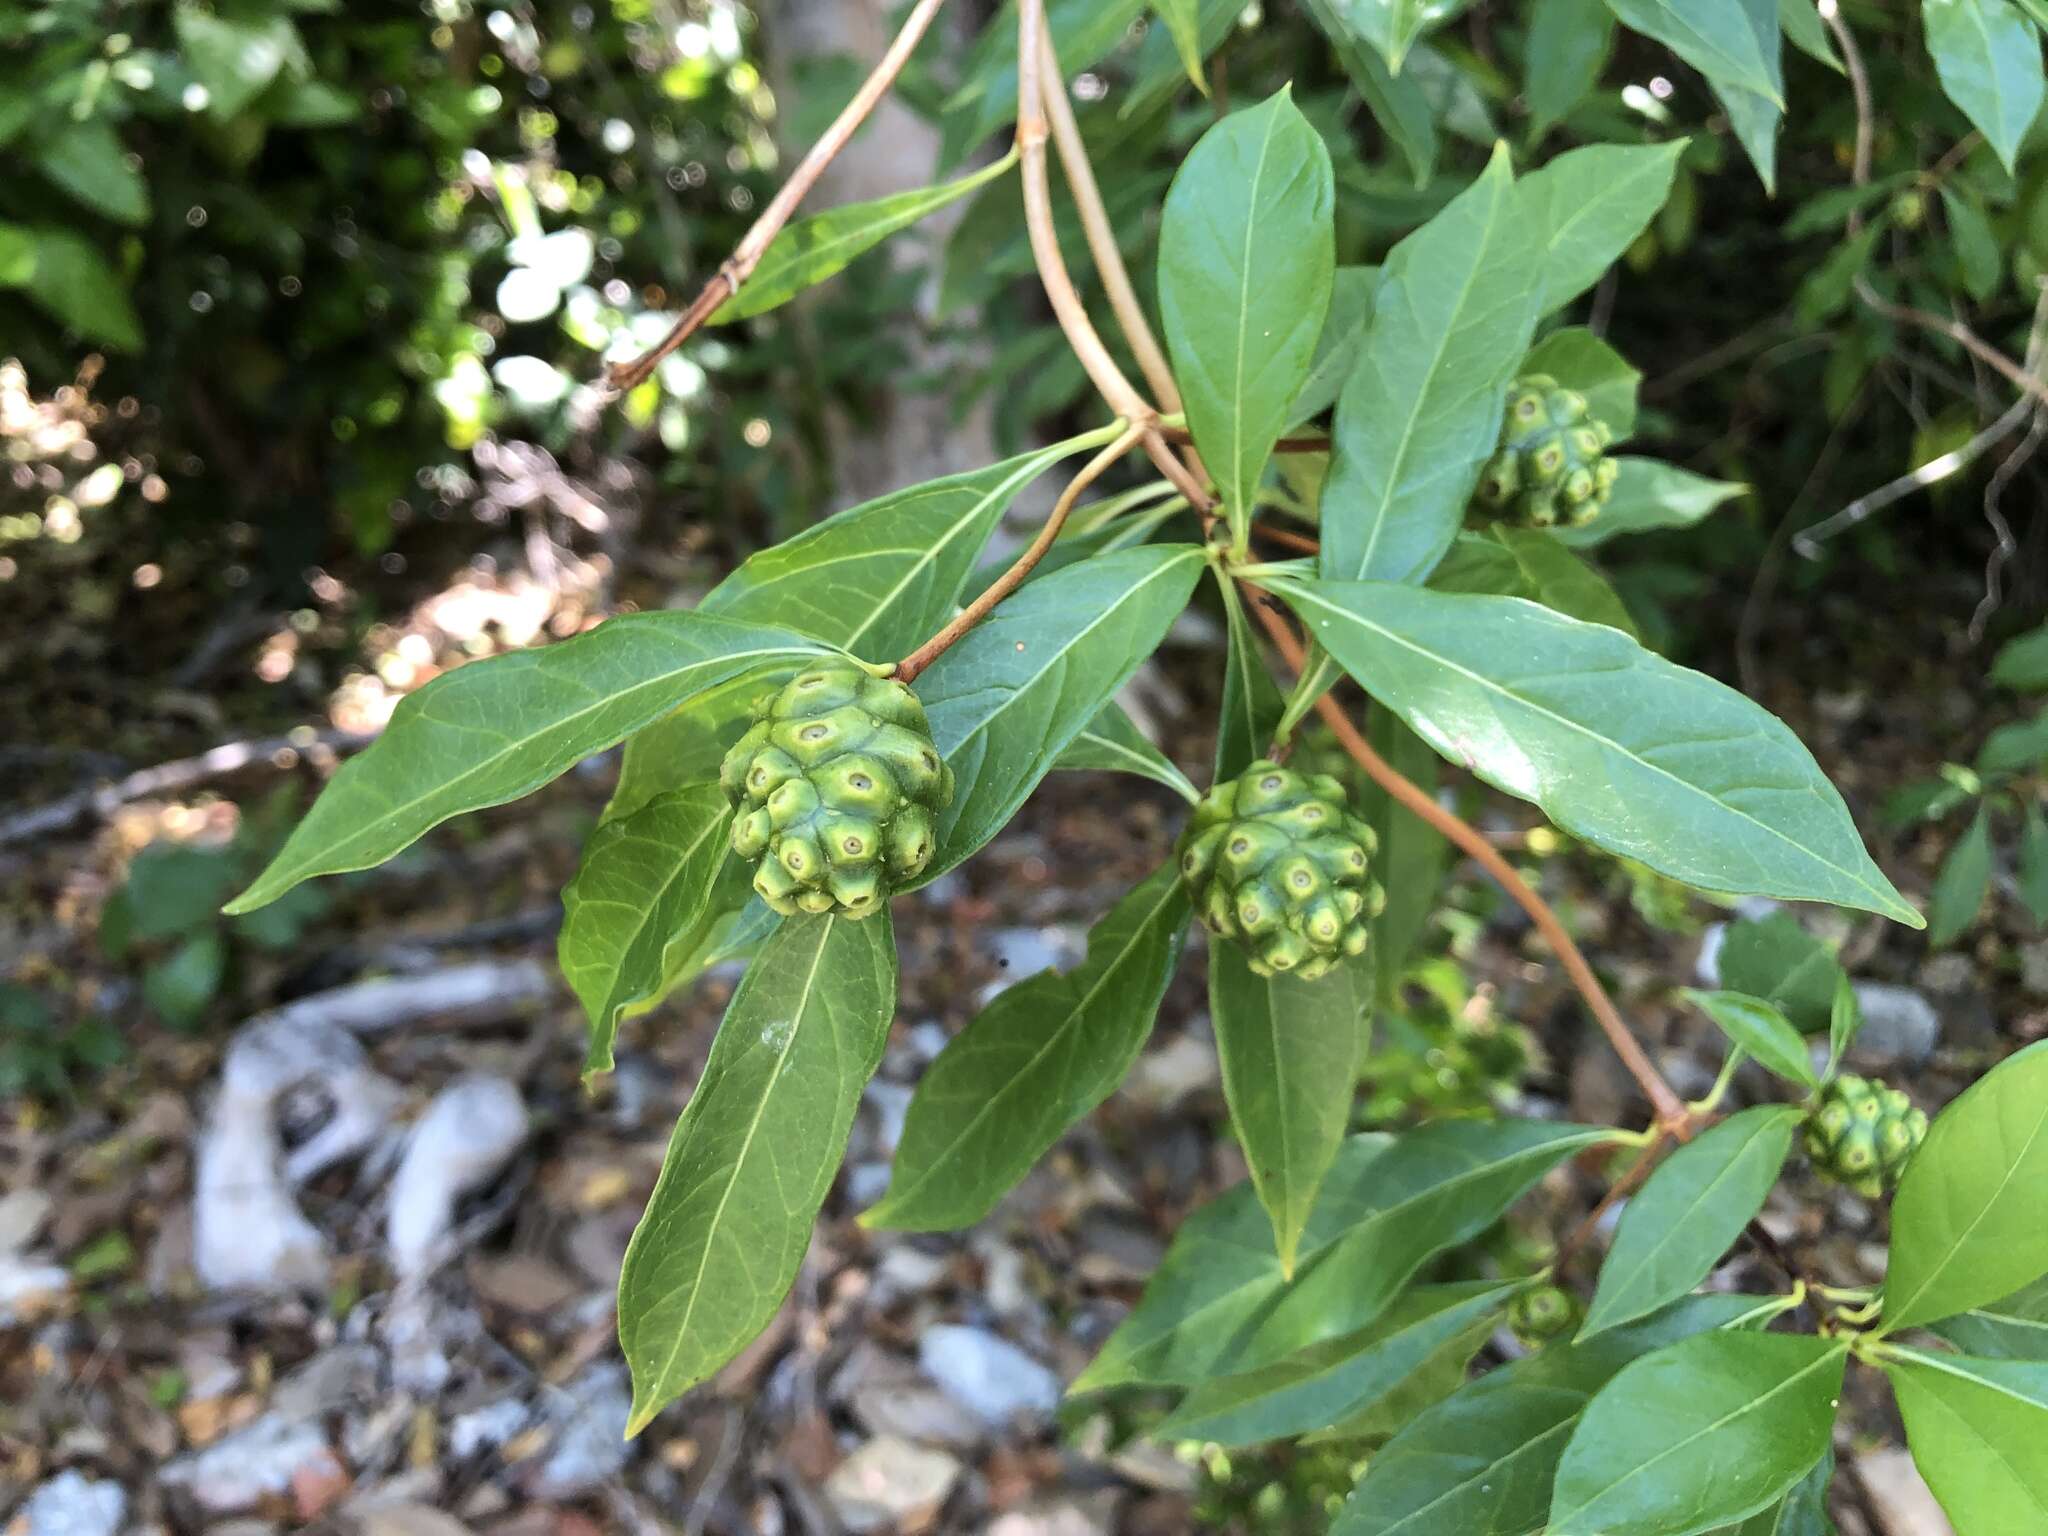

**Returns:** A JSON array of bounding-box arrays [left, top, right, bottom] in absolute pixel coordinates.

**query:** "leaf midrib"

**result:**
[[1889, 1092, 2048, 1328]]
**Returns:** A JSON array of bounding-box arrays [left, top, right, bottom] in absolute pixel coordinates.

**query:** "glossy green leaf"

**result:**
[[1520, 141, 1687, 314], [2019, 804, 2048, 925], [1604, 0, 1785, 103], [1826, 974, 1862, 1079], [1362, 711, 1448, 1005], [1930, 1275, 2048, 1360], [20, 228, 142, 351], [619, 911, 895, 1434], [864, 864, 1190, 1231], [1075, 1119, 1611, 1391], [1713, 1454, 1836, 1536], [1127, 0, 1242, 116], [1156, 1281, 1515, 1446], [34, 121, 150, 226], [1583, 1106, 1801, 1339], [1923, 0, 2045, 175], [1944, 186, 2004, 301], [173, 5, 300, 118], [1429, 527, 1639, 635], [1549, 1331, 1846, 1535], [1682, 991, 1819, 1088], [1290, 265, 1379, 427], [940, 0, 1149, 162], [1886, 1041, 2048, 1332], [1267, 577, 1922, 925], [1557, 459, 1750, 547], [917, 546, 1205, 881], [1978, 708, 2048, 775], [1888, 1348, 2048, 1535], [1053, 704, 1199, 802], [1528, 0, 1618, 138], [1211, 943, 1369, 1275], [1319, 147, 1541, 587], [1158, 88, 1335, 545], [1521, 327, 1641, 438], [1217, 576, 1287, 780], [1717, 914, 1845, 1035], [701, 432, 1105, 661], [1334, 1293, 1776, 1536], [558, 784, 735, 1078], [1991, 624, 2048, 689], [712, 152, 1017, 323], [1308, 0, 1439, 184], [1713, 79, 1783, 194], [1779, 0, 1841, 71], [1150, 0, 1209, 90], [606, 672, 767, 825], [228, 614, 832, 913], [1331, 0, 1476, 70], [1928, 806, 1994, 947]]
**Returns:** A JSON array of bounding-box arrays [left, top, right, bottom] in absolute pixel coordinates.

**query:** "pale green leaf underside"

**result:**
[[1922, 0, 2046, 174], [1053, 704, 1200, 803]]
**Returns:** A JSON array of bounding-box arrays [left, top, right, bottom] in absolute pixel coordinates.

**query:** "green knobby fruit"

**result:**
[[1178, 758, 1384, 981], [719, 661, 954, 919], [1802, 1074, 1927, 1199], [1510, 1283, 1580, 1348], [1473, 374, 1619, 528]]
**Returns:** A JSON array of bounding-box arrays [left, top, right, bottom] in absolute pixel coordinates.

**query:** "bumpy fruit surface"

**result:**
[[1803, 1074, 1927, 1198], [1509, 1284, 1580, 1348], [1473, 374, 1619, 528], [1178, 759, 1384, 981], [719, 662, 953, 919]]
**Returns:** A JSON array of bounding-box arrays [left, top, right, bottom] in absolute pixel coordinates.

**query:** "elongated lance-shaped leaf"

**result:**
[[606, 671, 767, 825], [1289, 265, 1380, 428], [1361, 710, 1447, 1007], [1887, 1346, 2048, 1533], [1303, 0, 1438, 184], [1210, 942, 1369, 1275], [1319, 145, 1542, 589], [1053, 704, 1199, 803], [1604, 0, 1786, 104], [1582, 1105, 1801, 1339], [1156, 1280, 1516, 1447], [618, 911, 896, 1434], [1923, 0, 2046, 175], [864, 864, 1190, 1231], [701, 428, 1119, 661], [916, 545, 1205, 881], [1334, 1293, 1779, 1536], [228, 614, 834, 913], [1428, 526, 1638, 636], [1149, 0, 1208, 90], [1158, 87, 1335, 548], [1519, 141, 1686, 314], [559, 784, 737, 1077], [1929, 1274, 2048, 1359], [1520, 325, 1641, 438], [1548, 1331, 1847, 1535], [1267, 576, 1922, 925], [1526, 0, 1617, 139], [1216, 573, 1287, 781], [1556, 458, 1750, 547], [710, 151, 1018, 324], [1681, 991, 1818, 1089]]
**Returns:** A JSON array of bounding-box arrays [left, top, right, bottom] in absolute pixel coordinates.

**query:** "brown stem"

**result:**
[[1242, 587, 1693, 1132], [1249, 521, 1320, 555], [605, 0, 950, 395], [1161, 425, 1332, 455], [1557, 1131, 1671, 1269], [896, 425, 1145, 683]]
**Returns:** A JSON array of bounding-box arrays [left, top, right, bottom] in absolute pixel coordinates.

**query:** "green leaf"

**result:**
[[1557, 458, 1750, 546], [1217, 576, 1287, 780], [1826, 974, 1862, 1079], [1211, 942, 1368, 1275], [1521, 141, 1688, 314], [607, 671, 768, 825], [173, 5, 299, 118], [1549, 1331, 1846, 1535], [144, 931, 227, 1027], [1158, 88, 1335, 546], [1794, 217, 1887, 326], [1362, 711, 1448, 1004], [1334, 1293, 1779, 1536], [1334, 0, 1477, 71], [939, 0, 1149, 162], [1150, 0, 1209, 91], [1929, 1274, 2048, 1360], [1991, 624, 2048, 690], [21, 228, 142, 351], [1267, 577, 1923, 925], [701, 433, 1104, 661], [1604, 0, 1786, 103], [1289, 265, 1379, 427], [1075, 1119, 1611, 1391], [1885, 1041, 2048, 1332], [33, 120, 149, 226], [1308, 0, 1439, 184], [1924, 0, 2046, 175], [1716, 914, 1845, 1035], [712, 151, 1018, 323], [916, 546, 1203, 881], [619, 911, 896, 1434], [1582, 1105, 1801, 1339], [1682, 991, 1819, 1088], [1320, 147, 1542, 587], [558, 784, 735, 1078], [1927, 806, 1994, 947], [1053, 705, 1199, 802], [863, 864, 1190, 1231], [2019, 804, 2048, 926], [1978, 708, 2048, 775], [227, 614, 832, 912], [1887, 1348, 2048, 1534], [1944, 186, 2004, 302], [1713, 79, 1783, 195], [1779, 0, 1842, 72], [1713, 1454, 1837, 1536], [1155, 1281, 1516, 1446], [1429, 527, 1639, 635], [1527, 0, 1618, 139], [0, 224, 34, 288], [1127, 0, 1242, 116], [1521, 327, 1641, 439]]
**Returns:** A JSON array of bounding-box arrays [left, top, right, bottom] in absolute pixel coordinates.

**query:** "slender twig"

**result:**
[[1242, 588, 1693, 1132], [1162, 425, 1331, 455], [896, 425, 1145, 683], [1558, 1130, 1671, 1268], [605, 0, 950, 395], [1249, 521, 1320, 554]]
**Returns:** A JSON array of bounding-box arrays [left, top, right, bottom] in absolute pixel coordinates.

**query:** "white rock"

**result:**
[[988, 1493, 1122, 1536], [1856, 1448, 1956, 1536], [1120, 1032, 1219, 1110], [823, 1436, 962, 1533], [20, 1470, 127, 1536], [385, 1074, 527, 1278], [194, 1089, 330, 1293], [528, 1363, 632, 1498], [449, 1397, 532, 1460], [1851, 983, 1942, 1066], [159, 1414, 338, 1512], [0, 1188, 53, 1254], [0, 1254, 68, 1324], [918, 1324, 1060, 1427]]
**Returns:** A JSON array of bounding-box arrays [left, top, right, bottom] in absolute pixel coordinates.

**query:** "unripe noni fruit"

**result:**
[[1473, 374, 1619, 528], [719, 661, 953, 919], [1803, 1074, 1927, 1198], [1178, 758, 1384, 981], [1510, 1284, 1580, 1347]]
